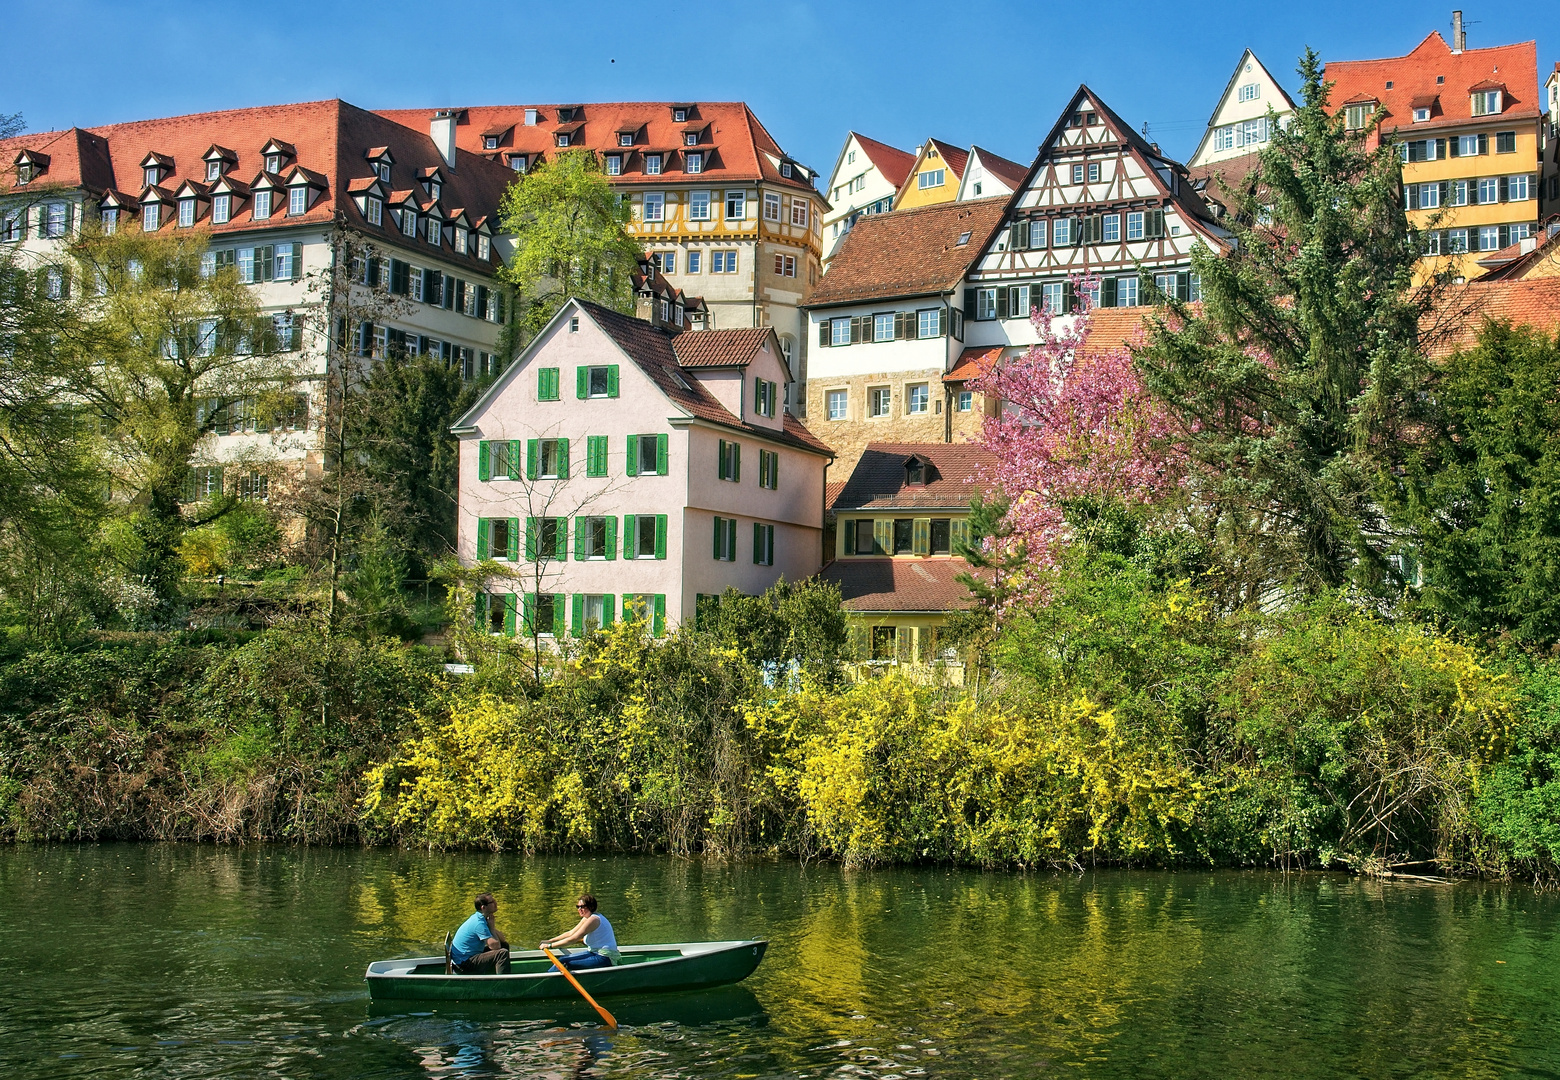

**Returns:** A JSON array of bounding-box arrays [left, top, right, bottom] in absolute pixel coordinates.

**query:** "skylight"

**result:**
[[956, 231, 972, 246]]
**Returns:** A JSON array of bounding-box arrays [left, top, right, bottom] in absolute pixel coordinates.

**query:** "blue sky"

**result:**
[[8, 1, 1554, 180]]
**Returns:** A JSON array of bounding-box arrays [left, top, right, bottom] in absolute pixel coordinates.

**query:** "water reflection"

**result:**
[[1, 846, 1558, 1079]]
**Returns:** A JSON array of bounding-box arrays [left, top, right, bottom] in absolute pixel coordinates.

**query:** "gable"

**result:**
[[1189, 50, 1298, 167]]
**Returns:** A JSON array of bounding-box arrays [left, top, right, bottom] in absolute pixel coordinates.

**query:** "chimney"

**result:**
[[431, 110, 459, 169], [1452, 10, 1465, 53]]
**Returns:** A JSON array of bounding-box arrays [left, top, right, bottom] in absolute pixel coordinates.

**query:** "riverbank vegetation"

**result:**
[[3, 61, 1560, 881]]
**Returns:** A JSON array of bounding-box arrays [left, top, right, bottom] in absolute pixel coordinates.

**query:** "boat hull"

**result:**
[[364, 940, 768, 1002]]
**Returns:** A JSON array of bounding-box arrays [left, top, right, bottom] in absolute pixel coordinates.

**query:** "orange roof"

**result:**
[[944, 346, 1002, 382], [822, 557, 982, 613], [1425, 277, 1560, 356], [850, 132, 916, 189], [1323, 33, 1541, 140], [808, 197, 1009, 307], [925, 139, 969, 181], [970, 146, 1029, 191], [375, 102, 818, 196], [1475, 218, 1560, 280], [0, 100, 510, 271]]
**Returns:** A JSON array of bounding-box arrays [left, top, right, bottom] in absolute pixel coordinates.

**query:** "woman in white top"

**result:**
[[540, 893, 621, 970]]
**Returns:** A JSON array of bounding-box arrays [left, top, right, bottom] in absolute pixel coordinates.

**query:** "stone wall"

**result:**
[[804, 370, 993, 477]]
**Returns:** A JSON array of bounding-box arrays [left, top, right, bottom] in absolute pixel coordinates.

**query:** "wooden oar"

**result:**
[[541, 946, 618, 1029]]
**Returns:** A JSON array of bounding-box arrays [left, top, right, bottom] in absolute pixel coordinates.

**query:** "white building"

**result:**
[[821, 132, 915, 266], [1187, 50, 1298, 171]]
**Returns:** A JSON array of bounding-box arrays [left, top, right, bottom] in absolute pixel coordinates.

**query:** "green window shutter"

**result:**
[[1100, 278, 1116, 308], [503, 594, 518, 636], [913, 518, 931, 556], [819, 320, 829, 347], [951, 518, 970, 552], [552, 594, 567, 636], [574, 517, 587, 561], [474, 592, 487, 629], [844, 519, 856, 555], [717, 440, 727, 480], [753, 376, 762, 412], [478, 441, 491, 482], [577, 366, 589, 398], [602, 595, 615, 626], [656, 434, 668, 475], [554, 517, 568, 559], [653, 594, 666, 637], [873, 519, 892, 555], [732, 443, 740, 483], [476, 518, 489, 559], [621, 594, 636, 623], [526, 439, 539, 480], [626, 434, 640, 477], [753, 522, 763, 563], [607, 365, 620, 397], [539, 367, 557, 400], [525, 517, 538, 560], [508, 440, 522, 479], [507, 518, 520, 561], [604, 516, 617, 560], [571, 593, 585, 636], [557, 438, 570, 478], [291, 242, 303, 280], [523, 592, 536, 634], [655, 514, 667, 559], [623, 515, 637, 558], [713, 516, 723, 559], [726, 518, 737, 560]]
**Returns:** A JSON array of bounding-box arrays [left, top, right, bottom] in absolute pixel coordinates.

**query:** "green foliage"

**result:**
[[695, 579, 850, 679], [1133, 50, 1432, 603], [1388, 322, 1560, 645], [179, 500, 282, 577], [496, 150, 642, 340], [1474, 660, 1560, 874], [341, 517, 417, 640]]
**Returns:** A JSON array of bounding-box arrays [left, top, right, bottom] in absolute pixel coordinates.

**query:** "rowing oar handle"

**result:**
[[541, 946, 618, 1030]]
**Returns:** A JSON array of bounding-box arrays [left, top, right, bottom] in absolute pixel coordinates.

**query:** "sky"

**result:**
[[6, 0, 1555, 182]]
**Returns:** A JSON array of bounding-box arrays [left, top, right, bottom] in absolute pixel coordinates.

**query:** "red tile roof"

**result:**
[[1474, 217, 1560, 280], [1, 100, 511, 272], [374, 102, 819, 196], [970, 146, 1029, 191], [579, 301, 833, 456], [824, 479, 847, 511], [1424, 277, 1560, 357], [671, 325, 772, 368], [822, 557, 980, 613], [944, 345, 1002, 383], [833, 443, 995, 511], [850, 132, 916, 190], [1323, 33, 1542, 140], [926, 139, 969, 181], [807, 197, 1010, 307]]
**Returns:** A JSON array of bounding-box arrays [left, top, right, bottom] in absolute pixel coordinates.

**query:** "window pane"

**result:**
[[855, 521, 875, 554], [931, 519, 950, 554], [827, 389, 847, 420], [590, 367, 609, 396], [893, 519, 913, 554], [874, 313, 894, 341], [638, 516, 657, 557]]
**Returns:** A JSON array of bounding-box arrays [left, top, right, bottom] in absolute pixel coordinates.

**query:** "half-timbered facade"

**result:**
[[963, 86, 1230, 351]]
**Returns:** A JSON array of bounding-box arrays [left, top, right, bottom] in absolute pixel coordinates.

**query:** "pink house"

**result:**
[[452, 298, 833, 637]]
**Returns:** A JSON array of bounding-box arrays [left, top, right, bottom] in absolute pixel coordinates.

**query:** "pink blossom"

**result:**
[[970, 277, 1186, 590]]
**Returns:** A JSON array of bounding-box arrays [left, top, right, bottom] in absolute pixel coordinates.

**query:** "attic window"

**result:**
[[509, 155, 527, 173], [781, 162, 793, 178], [1472, 90, 1502, 116], [558, 108, 576, 122], [905, 459, 925, 485], [484, 135, 499, 150], [684, 132, 698, 146], [619, 133, 634, 147], [1086, 111, 1098, 126], [556, 133, 570, 148], [525, 108, 539, 126], [206, 160, 222, 181], [1414, 107, 1431, 122], [606, 154, 622, 175], [1386, 80, 1394, 89], [430, 180, 441, 201], [673, 107, 688, 122], [956, 230, 972, 246], [376, 161, 391, 183], [1437, 75, 1445, 84], [265, 154, 283, 173], [144, 165, 162, 187]]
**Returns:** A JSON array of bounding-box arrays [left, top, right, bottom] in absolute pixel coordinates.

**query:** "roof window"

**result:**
[[956, 230, 972, 246], [525, 108, 539, 126]]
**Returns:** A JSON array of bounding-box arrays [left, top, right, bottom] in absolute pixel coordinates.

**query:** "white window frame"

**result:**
[[917, 169, 945, 189], [1102, 214, 1120, 243], [142, 203, 160, 231], [426, 218, 441, 245], [253, 190, 272, 220], [686, 152, 703, 173], [906, 383, 929, 414], [1237, 82, 1259, 102], [725, 191, 745, 219], [400, 208, 417, 237], [289, 186, 307, 216], [1507, 174, 1530, 201], [830, 318, 851, 347], [645, 153, 663, 175], [1116, 276, 1139, 307], [1126, 211, 1144, 240], [790, 199, 808, 227], [868, 386, 891, 418], [826, 389, 847, 420], [957, 390, 973, 412], [642, 192, 665, 222], [1472, 90, 1501, 116], [689, 190, 711, 220], [763, 192, 782, 221], [873, 313, 894, 342], [686, 250, 702, 273], [178, 198, 196, 227], [917, 308, 941, 338]]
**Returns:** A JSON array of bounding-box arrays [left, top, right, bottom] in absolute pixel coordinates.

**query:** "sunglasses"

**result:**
[[576, 904, 590, 910]]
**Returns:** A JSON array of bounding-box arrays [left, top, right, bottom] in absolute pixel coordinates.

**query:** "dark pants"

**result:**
[[457, 947, 511, 975], [560, 951, 612, 971]]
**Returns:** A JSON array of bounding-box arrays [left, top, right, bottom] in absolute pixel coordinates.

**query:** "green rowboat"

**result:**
[[364, 939, 768, 1002]]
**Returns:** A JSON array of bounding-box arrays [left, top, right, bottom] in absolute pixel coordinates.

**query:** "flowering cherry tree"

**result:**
[[970, 281, 1185, 582]]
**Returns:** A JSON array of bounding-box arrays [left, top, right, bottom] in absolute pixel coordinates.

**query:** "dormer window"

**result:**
[[253, 190, 272, 220], [1344, 102, 1376, 130], [178, 198, 197, 227], [15, 163, 31, 184], [401, 208, 417, 237], [477, 234, 490, 261], [673, 107, 688, 122], [524, 108, 539, 126], [142, 202, 160, 231], [206, 161, 222, 181], [619, 133, 634, 147], [1414, 107, 1431, 122], [606, 154, 622, 175], [289, 185, 308, 216], [508, 155, 527, 173], [781, 163, 793, 178], [426, 217, 441, 245], [365, 196, 382, 226], [684, 132, 698, 147], [454, 228, 468, 255], [100, 207, 118, 234], [556, 133, 570, 148], [144, 166, 161, 188], [686, 152, 702, 174], [376, 161, 391, 183], [906, 459, 925, 486], [265, 154, 283, 173], [483, 135, 499, 150], [558, 107, 576, 122], [1472, 90, 1502, 116], [645, 153, 662, 175], [212, 194, 231, 224], [430, 181, 441, 201]]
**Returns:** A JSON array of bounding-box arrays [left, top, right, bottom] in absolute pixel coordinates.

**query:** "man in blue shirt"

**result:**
[[450, 892, 510, 974]]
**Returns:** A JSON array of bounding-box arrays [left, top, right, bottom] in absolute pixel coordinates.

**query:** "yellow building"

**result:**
[[821, 443, 993, 668], [1325, 30, 1545, 282], [893, 140, 968, 210]]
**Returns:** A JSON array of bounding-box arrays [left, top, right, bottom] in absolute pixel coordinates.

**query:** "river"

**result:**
[[1, 844, 1557, 1078]]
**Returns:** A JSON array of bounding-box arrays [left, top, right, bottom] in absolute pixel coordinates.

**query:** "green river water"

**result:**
[[1, 844, 1557, 1079]]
